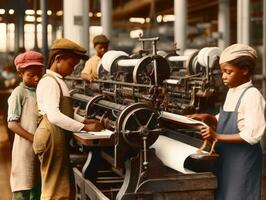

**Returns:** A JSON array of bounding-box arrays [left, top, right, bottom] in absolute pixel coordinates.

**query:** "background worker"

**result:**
[[33, 38, 104, 200], [81, 34, 109, 80]]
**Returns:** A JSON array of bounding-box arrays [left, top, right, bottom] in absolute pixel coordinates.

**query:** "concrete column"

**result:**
[[40, 0, 48, 65], [242, 0, 250, 44], [237, 0, 242, 43], [100, 0, 112, 41], [51, 21, 57, 43], [218, 0, 230, 49], [174, 0, 187, 54], [237, 0, 250, 44], [63, 0, 89, 51], [14, 0, 25, 51], [6, 23, 9, 52], [33, 0, 39, 51], [83, 0, 89, 52]]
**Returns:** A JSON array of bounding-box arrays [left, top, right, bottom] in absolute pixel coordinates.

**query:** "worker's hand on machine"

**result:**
[[200, 125, 217, 141], [84, 118, 108, 129], [186, 113, 217, 129], [84, 118, 101, 125], [83, 119, 105, 132]]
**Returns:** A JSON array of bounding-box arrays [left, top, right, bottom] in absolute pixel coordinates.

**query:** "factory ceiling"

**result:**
[[0, 0, 223, 28]]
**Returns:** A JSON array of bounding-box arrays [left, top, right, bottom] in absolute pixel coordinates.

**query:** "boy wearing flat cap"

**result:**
[[8, 51, 44, 200], [33, 38, 104, 200], [188, 44, 266, 200], [81, 34, 109, 80]]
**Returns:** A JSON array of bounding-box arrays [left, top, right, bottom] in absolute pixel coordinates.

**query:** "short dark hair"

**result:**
[[93, 34, 109, 46], [227, 56, 256, 75]]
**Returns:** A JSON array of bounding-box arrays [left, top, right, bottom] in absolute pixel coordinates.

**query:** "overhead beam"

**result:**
[[113, 21, 148, 29], [113, 0, 153, 20]]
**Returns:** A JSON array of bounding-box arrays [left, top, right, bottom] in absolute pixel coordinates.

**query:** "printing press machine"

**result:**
[[67, 37, 226, 200]]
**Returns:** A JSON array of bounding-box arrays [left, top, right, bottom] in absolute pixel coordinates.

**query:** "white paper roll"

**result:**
[[198, 47, 221, 68], [101, 50, 129, 72], [151, 135, 199, 174]]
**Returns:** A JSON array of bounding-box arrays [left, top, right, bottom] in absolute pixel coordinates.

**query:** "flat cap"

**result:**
[[51, 38, 89, 60], [219, 43, 257, 64], [15, 51, 44, 71], [93, 34, 109, 45]]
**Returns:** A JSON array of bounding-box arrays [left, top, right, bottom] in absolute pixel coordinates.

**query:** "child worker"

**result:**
[[33, 38, 104, 200], [81, 34, 109, 80], [188, 44, 266, 200], [7, 51, 44, 200]]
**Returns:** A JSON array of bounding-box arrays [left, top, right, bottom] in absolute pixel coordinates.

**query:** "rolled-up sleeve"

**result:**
[[238, 89, 266, 144], [7, 86, 24, 121]]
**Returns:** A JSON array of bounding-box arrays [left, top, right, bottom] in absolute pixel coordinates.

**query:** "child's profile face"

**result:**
[[95, 43, 108, 58], [21, 66, 43, 88], [220, 63, 249, 88], [56, 56, 80, 77]]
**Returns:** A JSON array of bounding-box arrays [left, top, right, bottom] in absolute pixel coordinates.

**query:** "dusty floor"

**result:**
[[0, 118, 12, 200], [1, 118, 266, 200]]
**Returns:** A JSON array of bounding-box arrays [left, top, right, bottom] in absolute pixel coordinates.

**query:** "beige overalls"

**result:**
[[33, 74, 75, 200], [10, 88, 40, 192]]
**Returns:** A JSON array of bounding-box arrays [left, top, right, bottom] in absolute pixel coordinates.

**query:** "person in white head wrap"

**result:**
[[187, 43, 266, 200]]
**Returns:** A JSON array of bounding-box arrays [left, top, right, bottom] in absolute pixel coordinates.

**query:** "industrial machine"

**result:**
[[71, 94, 217, 200], [66, 37, 224, 199], [66, 37, 225, 115]]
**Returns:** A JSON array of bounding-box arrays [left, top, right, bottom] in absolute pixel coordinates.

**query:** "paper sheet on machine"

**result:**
[[152, 112, 208, 174], [160, 111, 207, 127], [74, 129, 114, 139]]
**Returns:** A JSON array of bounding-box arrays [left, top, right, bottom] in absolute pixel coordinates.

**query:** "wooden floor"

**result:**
[[0, 118, 12, 200], [1, 118, 266, 200]]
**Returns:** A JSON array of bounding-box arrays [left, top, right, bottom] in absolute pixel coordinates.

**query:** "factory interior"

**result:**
[[0, 0, 266, 199]]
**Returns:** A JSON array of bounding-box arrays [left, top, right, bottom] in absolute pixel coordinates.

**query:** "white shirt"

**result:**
[[36, 70, 84, 132], [222, 81, 266, 144]]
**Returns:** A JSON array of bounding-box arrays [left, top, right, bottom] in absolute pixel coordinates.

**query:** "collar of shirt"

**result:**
[[224, 81, 253, 111], [228, 81, 252, 93], [46, 69, 63, 79], [20, 82, 36, 91]]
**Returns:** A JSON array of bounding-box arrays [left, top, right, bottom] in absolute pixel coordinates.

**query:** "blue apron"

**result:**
[[215, 86, 262, 200]]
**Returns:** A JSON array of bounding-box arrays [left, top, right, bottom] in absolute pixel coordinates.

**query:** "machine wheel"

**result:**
[[133, 55, 170, 85], [116, 103, 160, 149]]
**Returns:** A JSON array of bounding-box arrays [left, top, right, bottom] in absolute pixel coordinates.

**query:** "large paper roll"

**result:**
[[101, 50, 129, 72], [151, 135, 206, 174]]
